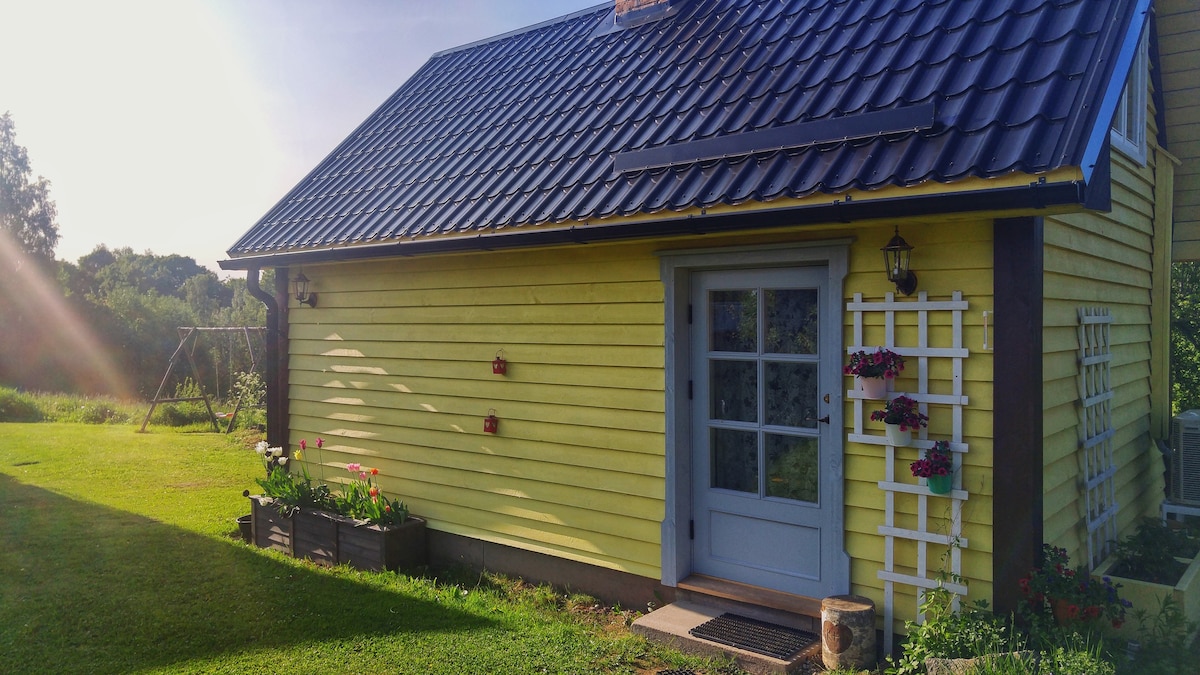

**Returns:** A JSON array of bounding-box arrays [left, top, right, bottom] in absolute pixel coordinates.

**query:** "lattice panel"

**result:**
[[847, 291, 969, 654], [1078, 306, 1117, 569]]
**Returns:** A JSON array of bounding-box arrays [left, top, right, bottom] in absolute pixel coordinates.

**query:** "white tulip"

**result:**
[[277, 456, 289, 466]]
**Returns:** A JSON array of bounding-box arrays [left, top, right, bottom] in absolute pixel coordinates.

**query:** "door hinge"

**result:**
[[688, 380, 693, 400], [689, 519, 694, 540]]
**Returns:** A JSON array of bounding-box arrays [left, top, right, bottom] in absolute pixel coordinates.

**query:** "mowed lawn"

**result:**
[[0, 423, 716, 675]]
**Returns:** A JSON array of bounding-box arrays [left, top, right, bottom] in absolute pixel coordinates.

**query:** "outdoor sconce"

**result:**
[[291, 272, 318, 307], [492, 349, 508, 375], [881, 226, 918, 296], [484, 409, 499, 434]]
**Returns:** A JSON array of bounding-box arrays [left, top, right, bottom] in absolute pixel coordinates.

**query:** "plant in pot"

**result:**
[[845, 347, 905, 398], [1018, 544, 1130, 629], [910, 440, 954, 494], [1108, 518, 1199, 585], [871, 395, 927, 446]]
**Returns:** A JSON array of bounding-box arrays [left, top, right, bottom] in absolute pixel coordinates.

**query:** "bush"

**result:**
[[0, 387, 42, 422]]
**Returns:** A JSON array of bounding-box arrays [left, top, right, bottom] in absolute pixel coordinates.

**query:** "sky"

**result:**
[[0, 0, 601, 274]]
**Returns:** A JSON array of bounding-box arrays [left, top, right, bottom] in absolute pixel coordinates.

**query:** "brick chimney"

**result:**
[[615, 0, 685, 28]]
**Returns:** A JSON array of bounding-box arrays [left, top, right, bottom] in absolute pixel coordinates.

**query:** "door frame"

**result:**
[[658, 239, 851, 593]]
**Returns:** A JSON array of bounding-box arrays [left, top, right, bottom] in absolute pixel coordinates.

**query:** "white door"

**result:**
[[690, 266, 840, 596]]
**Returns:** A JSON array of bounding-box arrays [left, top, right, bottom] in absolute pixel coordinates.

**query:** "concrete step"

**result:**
[[632, 597, 822, 674]]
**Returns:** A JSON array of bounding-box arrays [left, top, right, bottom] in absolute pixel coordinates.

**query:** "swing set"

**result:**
[[140, 326, 266, 433]]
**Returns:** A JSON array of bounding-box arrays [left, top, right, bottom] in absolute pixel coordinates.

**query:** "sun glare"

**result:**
[[0, 230, 132, 397]]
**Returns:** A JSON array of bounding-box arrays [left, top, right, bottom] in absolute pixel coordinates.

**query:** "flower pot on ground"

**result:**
[[872, 395, 927, 445], [845, 348, 904, 399], [1019, 544, 1130, 630], [236, 514, 252, 543]]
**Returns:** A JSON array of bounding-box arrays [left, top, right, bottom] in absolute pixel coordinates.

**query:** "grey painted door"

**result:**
[[690, 266, 839, 596]]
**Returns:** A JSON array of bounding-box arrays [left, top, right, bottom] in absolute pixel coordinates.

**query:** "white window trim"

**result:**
[[1110, 26, 1148, 165]]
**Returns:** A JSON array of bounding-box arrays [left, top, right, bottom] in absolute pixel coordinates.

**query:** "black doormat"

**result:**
[[688, 613, 818, 660]]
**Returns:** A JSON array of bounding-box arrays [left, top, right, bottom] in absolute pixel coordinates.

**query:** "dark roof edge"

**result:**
[[217, 179, 1085, 271], [1078, 0, 1152, 182]]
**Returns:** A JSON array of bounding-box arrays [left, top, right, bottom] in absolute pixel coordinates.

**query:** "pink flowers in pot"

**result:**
[[844, 347, 905, 379], [910, 441, 953, 478], [870, 395, 928, 431]]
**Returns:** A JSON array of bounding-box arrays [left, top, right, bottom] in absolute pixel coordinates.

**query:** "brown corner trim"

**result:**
[[992, 216, 1044, 616]]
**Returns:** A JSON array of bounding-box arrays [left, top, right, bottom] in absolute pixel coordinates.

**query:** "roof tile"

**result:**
[[228, 0, 1144, 257]]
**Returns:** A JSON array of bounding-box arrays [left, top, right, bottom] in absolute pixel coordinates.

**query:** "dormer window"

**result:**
[[1111, 26, 1148, 165]]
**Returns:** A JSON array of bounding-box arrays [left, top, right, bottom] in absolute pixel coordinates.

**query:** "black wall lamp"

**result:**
[[290, 272, 318, 307], [881, 226, 917, 296]]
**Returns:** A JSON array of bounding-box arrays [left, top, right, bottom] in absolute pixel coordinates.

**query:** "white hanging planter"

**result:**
[[885, 423, 911, 447], [857, 375, 888, 399]]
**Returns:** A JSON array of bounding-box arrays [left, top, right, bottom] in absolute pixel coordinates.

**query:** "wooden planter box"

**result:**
[[338, 517, 427, 572], [247, 496, 427, 572], [1093, 551, 1200, 639], [249, 495, 293, 554]]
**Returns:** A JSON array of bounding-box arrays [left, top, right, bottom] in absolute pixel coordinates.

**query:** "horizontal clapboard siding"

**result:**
[[287, 241, 667, 577], [1041, 144, 1161, 563]]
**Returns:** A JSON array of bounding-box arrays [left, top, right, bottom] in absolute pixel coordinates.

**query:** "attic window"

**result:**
[[1110, 26, 1147, 165]]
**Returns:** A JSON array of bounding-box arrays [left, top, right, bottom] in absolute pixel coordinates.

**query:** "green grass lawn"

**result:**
[[0, 424, 722, 675]]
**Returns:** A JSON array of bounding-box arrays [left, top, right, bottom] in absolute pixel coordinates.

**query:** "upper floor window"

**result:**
[[1111, 27, 1148, 164]]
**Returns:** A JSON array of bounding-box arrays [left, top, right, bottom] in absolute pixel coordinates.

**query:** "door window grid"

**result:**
[[847, 291, 970, 655]]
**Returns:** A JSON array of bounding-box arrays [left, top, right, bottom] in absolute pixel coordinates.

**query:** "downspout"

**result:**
[[246, 267, 287, 447]]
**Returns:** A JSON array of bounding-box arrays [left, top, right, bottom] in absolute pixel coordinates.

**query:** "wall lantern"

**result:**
[[492, 349, 508, 375], [290, 272, 318, 307], [484, 409, 499, 434], [881, 226, 918, 296]]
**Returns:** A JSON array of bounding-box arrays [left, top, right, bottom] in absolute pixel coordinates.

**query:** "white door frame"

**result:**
[[658, 239, 851, 593]]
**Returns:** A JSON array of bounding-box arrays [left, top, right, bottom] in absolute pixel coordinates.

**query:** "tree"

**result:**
[[1172, 262, 1200, 413], [0, 113, 58, 262]]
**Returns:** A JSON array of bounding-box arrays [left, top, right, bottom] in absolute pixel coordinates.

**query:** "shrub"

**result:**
[[0, 387, 43, 422]]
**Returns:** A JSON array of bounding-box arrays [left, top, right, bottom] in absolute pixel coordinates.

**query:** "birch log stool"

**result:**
[[821, 594, 876, 669]]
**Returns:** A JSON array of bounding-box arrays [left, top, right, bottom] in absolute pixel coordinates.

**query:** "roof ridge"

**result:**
[[429, 2, 610, 59]]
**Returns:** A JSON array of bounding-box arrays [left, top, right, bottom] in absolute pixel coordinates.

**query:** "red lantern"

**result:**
[[484, 409, 499, 434], [492, 349, 507, 375]]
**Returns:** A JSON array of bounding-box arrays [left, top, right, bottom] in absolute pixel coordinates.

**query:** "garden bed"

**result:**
[[248, 495, 426, 571]]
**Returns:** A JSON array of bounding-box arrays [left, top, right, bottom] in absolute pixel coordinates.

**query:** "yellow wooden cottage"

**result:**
[[222, 0, 1200, 656]]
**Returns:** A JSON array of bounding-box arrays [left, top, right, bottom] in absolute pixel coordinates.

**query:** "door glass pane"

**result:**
[[711, 359, 757, 422], [765, 289, 818, 354], [765, 361, 818, 428], [711, 428, 757, 493], [766, 433, 819, 503], [710, 290, 757, 352]]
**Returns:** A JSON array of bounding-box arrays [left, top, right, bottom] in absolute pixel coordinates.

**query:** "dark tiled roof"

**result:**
[[226, 0, 1146, 261]]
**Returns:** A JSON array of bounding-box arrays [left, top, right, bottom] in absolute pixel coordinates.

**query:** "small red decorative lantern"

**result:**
[[484, 409, 499, 434], [492, 349, 507, 375]]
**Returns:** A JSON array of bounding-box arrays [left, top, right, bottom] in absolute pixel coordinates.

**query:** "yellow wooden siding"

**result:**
[[1160, 0, 1200, 259], [1041, 146, 1161, 563], [287, 242, 669, 577], [840, 219, 996, 624]]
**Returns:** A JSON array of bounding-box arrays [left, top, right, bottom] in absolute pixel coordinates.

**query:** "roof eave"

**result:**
[[218, 179, 1086, 271]]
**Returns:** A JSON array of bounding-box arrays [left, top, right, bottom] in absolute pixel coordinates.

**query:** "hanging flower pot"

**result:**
[[926, 472, 953, 495], [845, 347, 904, 397], [872, 396, 927, 446], [911, 441, 954, 493], [885, 423, 911, 447], [857, 375, 888, 399]]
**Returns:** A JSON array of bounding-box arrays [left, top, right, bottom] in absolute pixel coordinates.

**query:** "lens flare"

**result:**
[[0, 229, 131, 396]]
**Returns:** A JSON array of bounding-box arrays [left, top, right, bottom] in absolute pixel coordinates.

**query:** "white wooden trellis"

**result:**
[[846, 291, 970, 654], [1078, 307, 1117, 569]]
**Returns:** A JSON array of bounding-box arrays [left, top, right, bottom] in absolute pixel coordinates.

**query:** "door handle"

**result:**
[[817, 415, 830, 425]]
